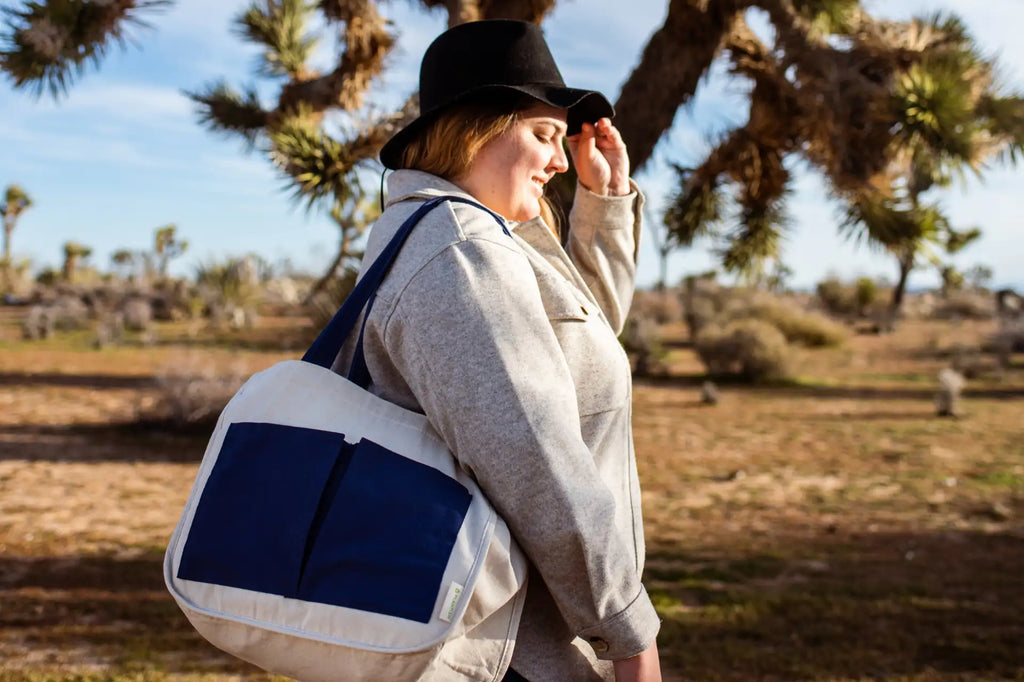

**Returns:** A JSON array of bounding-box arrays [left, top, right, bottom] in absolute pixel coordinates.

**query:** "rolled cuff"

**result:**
[[577, 587, 661, 661]]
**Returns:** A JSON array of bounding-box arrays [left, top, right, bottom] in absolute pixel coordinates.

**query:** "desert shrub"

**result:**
[[816, 277, 857, 316], [620, 314, 665, 377], [854, 277, 878, 313], [195, 256, 265, 329], [681, 276, 734, 338], [141, 357, 249, 431], [0, 257, 34, 296], [21, 296, 90, 339], [727, 295, 847, 348], [631, 288, 684, 325], [121, 296, 153, 332], [694, 319, 792, 381], [306, 267, 359, 331], [987, 324, 1024, 369], [932, 292, 995, 320]]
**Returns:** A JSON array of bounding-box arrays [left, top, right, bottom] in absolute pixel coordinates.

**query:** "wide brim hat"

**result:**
[[380, 20, 614, 170]]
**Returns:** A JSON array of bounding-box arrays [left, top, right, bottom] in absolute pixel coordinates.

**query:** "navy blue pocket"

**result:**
[[177, 422, 353, 597], [298, 439, 472, 623]]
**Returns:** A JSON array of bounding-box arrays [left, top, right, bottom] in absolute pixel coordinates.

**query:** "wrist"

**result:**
[[578, 180, 631, 197]]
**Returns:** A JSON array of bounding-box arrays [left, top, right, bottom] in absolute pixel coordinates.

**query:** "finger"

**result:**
[[578, 131, 597, 163], [595, 120, 625, 149], [573, 121, 598, 160]]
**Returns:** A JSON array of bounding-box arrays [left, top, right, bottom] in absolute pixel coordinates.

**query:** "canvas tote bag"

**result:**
[[164, 196, 529, 682]]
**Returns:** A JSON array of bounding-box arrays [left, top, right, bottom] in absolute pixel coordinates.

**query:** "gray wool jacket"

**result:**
[[338, 170, 660, 681]]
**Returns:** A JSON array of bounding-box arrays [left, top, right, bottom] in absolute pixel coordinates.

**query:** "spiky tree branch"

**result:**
[[278, 0, 393, 114], [237, 0, 318, 79], [615, 0, 750, 173], [188, 81, 270, 146], [0, 0, 169, 96], [417, 0, 554, 25]]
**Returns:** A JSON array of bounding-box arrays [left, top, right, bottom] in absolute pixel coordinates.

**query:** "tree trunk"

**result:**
[[280, 1, 394, 114], [658, 246, 670, 291], [2, 221, 11, 262], [303, 229, 354, 306], [63, 256, 78, 282], [889, 252, 914, 324], [614, 0, 748, 172], [481, 0, 556, 22], [446, 0, 481, 26], [417, 0, 555, 26]]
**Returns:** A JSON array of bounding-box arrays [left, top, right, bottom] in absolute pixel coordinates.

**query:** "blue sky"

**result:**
[[3, 0, 1023, 290]]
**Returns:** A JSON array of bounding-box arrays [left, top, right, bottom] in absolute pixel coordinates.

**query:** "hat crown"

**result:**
[[419, 20, 566, 114], [379, 19, 614, 169]]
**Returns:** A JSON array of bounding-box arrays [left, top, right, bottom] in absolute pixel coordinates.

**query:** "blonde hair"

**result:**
[[397, 94, 562, 236]]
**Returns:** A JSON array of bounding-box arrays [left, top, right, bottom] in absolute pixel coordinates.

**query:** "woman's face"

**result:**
[[455, 104, 569, 222]]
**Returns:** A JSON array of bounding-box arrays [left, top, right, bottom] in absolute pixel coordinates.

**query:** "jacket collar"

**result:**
[[385, 169, 551, 236], [385, 169, 483, 208]]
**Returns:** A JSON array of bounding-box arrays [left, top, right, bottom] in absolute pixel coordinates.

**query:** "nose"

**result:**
[[549, 143, 569, 174]]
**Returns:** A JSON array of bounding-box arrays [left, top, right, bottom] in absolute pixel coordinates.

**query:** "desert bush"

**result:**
[[816, 277, 857, 316], [854, 277, 878, 313], [306, 267, 358, 331], [694, 319, 792, 381], [932, 292, 996, 320], [22, 296, 90, 339], [681, 276, 735, 338], [727, 295, 847, 348], [620, 314, 665, 377], [121, 296, 153, 332], [22, 305, 55, 339], [630, 288, 684, 325], [0, 257, 34, 296], [988, 323, 1024, 370], [141, 357, 249, 430], [195, 256, 265, 329]]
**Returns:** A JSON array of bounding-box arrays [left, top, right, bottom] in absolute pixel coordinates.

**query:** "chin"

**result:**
[[512, 202, 542, 223]]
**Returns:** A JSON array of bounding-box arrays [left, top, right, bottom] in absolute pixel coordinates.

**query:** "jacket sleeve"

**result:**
[[376, 212, 659, 660], [565, 180, 644, 335]]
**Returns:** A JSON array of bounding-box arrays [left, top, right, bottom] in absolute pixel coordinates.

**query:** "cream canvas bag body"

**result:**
[[164, 196, 529, 682]]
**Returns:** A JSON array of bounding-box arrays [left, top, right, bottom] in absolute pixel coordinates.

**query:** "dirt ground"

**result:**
[[0, 306, 1021, 681]]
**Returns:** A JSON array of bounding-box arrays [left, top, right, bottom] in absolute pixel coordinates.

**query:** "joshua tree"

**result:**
[[6, 0, 1024, 293], [1, 184, 33, 263], [304, 189, 380, 304], [154, 223, 187, 280], [62, 240, 92, 281], [662, 6, 1024, 302], [839, 15, 1023, 320]]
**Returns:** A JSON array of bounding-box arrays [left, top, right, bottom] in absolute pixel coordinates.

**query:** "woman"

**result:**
[[344, 20, 661, 682]]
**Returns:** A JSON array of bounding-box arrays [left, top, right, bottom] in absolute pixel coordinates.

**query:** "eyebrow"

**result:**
[[534, 119, 568, 136]]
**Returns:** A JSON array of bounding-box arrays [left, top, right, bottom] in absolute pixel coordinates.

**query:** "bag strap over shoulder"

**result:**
[[301, 195, 509, 387]]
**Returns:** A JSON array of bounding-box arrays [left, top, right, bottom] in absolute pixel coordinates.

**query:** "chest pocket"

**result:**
[[534, 271, 629, 417]]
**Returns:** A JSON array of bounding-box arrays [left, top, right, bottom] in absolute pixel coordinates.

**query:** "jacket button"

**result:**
[[587, 637, 609, 653]]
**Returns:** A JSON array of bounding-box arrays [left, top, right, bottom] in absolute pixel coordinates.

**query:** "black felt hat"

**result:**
[[379, 19, 614, 170]]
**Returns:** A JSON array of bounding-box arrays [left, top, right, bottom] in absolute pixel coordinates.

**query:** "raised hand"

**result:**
[[566, 117, 631, 197]]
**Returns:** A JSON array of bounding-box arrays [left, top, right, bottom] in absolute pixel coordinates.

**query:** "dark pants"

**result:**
[[502, 668, 530, 682]]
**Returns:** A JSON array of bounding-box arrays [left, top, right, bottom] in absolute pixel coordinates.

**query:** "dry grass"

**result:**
[[0, 305, 1022, 681]]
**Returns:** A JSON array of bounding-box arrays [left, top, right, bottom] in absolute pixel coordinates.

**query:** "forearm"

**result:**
[[566, 180, 644, 333]]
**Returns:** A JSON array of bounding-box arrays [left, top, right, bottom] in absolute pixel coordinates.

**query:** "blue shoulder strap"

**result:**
[[301, 195, 509, 389]]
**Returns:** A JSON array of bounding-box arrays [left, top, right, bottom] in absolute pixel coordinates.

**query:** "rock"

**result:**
[[936, 368, 965, 417], [700, 380, 720, 405]]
